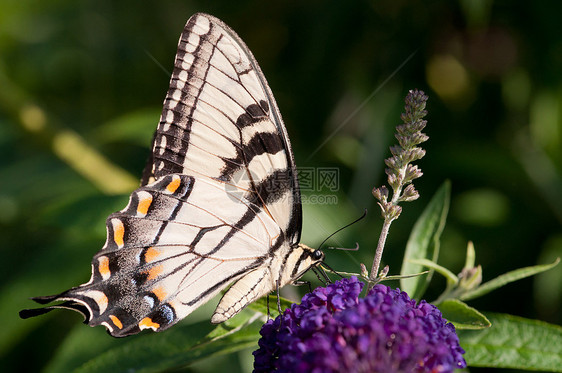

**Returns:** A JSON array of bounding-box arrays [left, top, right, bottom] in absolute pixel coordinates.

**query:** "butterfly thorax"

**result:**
[[210, 242, 322, 323], [274, 243, 323, 287]]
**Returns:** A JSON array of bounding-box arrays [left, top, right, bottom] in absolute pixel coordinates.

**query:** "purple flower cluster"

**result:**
[[253, 277, 466, 372]]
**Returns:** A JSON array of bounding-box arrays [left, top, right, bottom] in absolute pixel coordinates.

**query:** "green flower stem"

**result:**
[[369, 218, 392, 288], [369, 189, 403, 288]]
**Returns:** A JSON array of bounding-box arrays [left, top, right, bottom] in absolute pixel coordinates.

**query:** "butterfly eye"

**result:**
[[311, 250, 323, 261]]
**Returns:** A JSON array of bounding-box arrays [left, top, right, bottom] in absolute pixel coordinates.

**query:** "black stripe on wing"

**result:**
[[140, 13, 302, 244]]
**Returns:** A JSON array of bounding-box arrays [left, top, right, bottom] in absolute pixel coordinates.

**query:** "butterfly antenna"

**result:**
[[318, 209, 367, 250], [327, 242, 360, 251]]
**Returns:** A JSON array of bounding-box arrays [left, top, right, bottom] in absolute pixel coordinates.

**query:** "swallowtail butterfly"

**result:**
[[20, 13, 325, 337]]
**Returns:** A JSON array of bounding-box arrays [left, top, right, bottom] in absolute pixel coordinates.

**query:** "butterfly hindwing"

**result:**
[[38, 174, 284, 336]]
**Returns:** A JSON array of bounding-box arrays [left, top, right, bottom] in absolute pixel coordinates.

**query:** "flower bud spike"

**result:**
[[369, 90, 429, 287]]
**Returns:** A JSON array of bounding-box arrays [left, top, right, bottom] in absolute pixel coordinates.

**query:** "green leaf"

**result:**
[[47, 311, 262, 373], [437, 299, 490, 330], [408, 258, 458, 286], [400, 180, 451, 299], [379, 270, 429, 282], [248, 296, 294, 319], [458, 313, 562, 371], [82, 316, 259, 373], [464, 241, 476, 269], [460, 258, 560, 301]]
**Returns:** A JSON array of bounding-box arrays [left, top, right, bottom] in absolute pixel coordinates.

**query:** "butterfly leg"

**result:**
[[275, 278, 285, 329], [276, 278, 282, 316], [311, 267, 331, 285], [266, 294, 270, 320]]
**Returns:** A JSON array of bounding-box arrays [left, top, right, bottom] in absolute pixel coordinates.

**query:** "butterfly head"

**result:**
[[311, 248, 324, 261], [298, 243, 324, 262]]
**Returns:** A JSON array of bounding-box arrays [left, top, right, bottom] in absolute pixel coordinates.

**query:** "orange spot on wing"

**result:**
[[98, 256, 110, 279], [166, 176, 181, 193], [137, 194, 153, 216], [146, 265, 163, 281], [144, 247, 162, 263], [152, 286, 167, 301], [112, 219, 124, 248], [109, 314, 123, 329], [139, 317, 160, 330]]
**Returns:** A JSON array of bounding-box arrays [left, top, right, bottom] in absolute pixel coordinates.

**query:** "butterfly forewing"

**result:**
[[142, 13, 302, 243], [20, 13, 323, 337]]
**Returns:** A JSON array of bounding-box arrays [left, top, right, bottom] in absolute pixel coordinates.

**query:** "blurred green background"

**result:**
[[1, 1, 561, 372]]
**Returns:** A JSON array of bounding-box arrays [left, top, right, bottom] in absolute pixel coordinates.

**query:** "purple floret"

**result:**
[[253, 277, 466, 373]]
